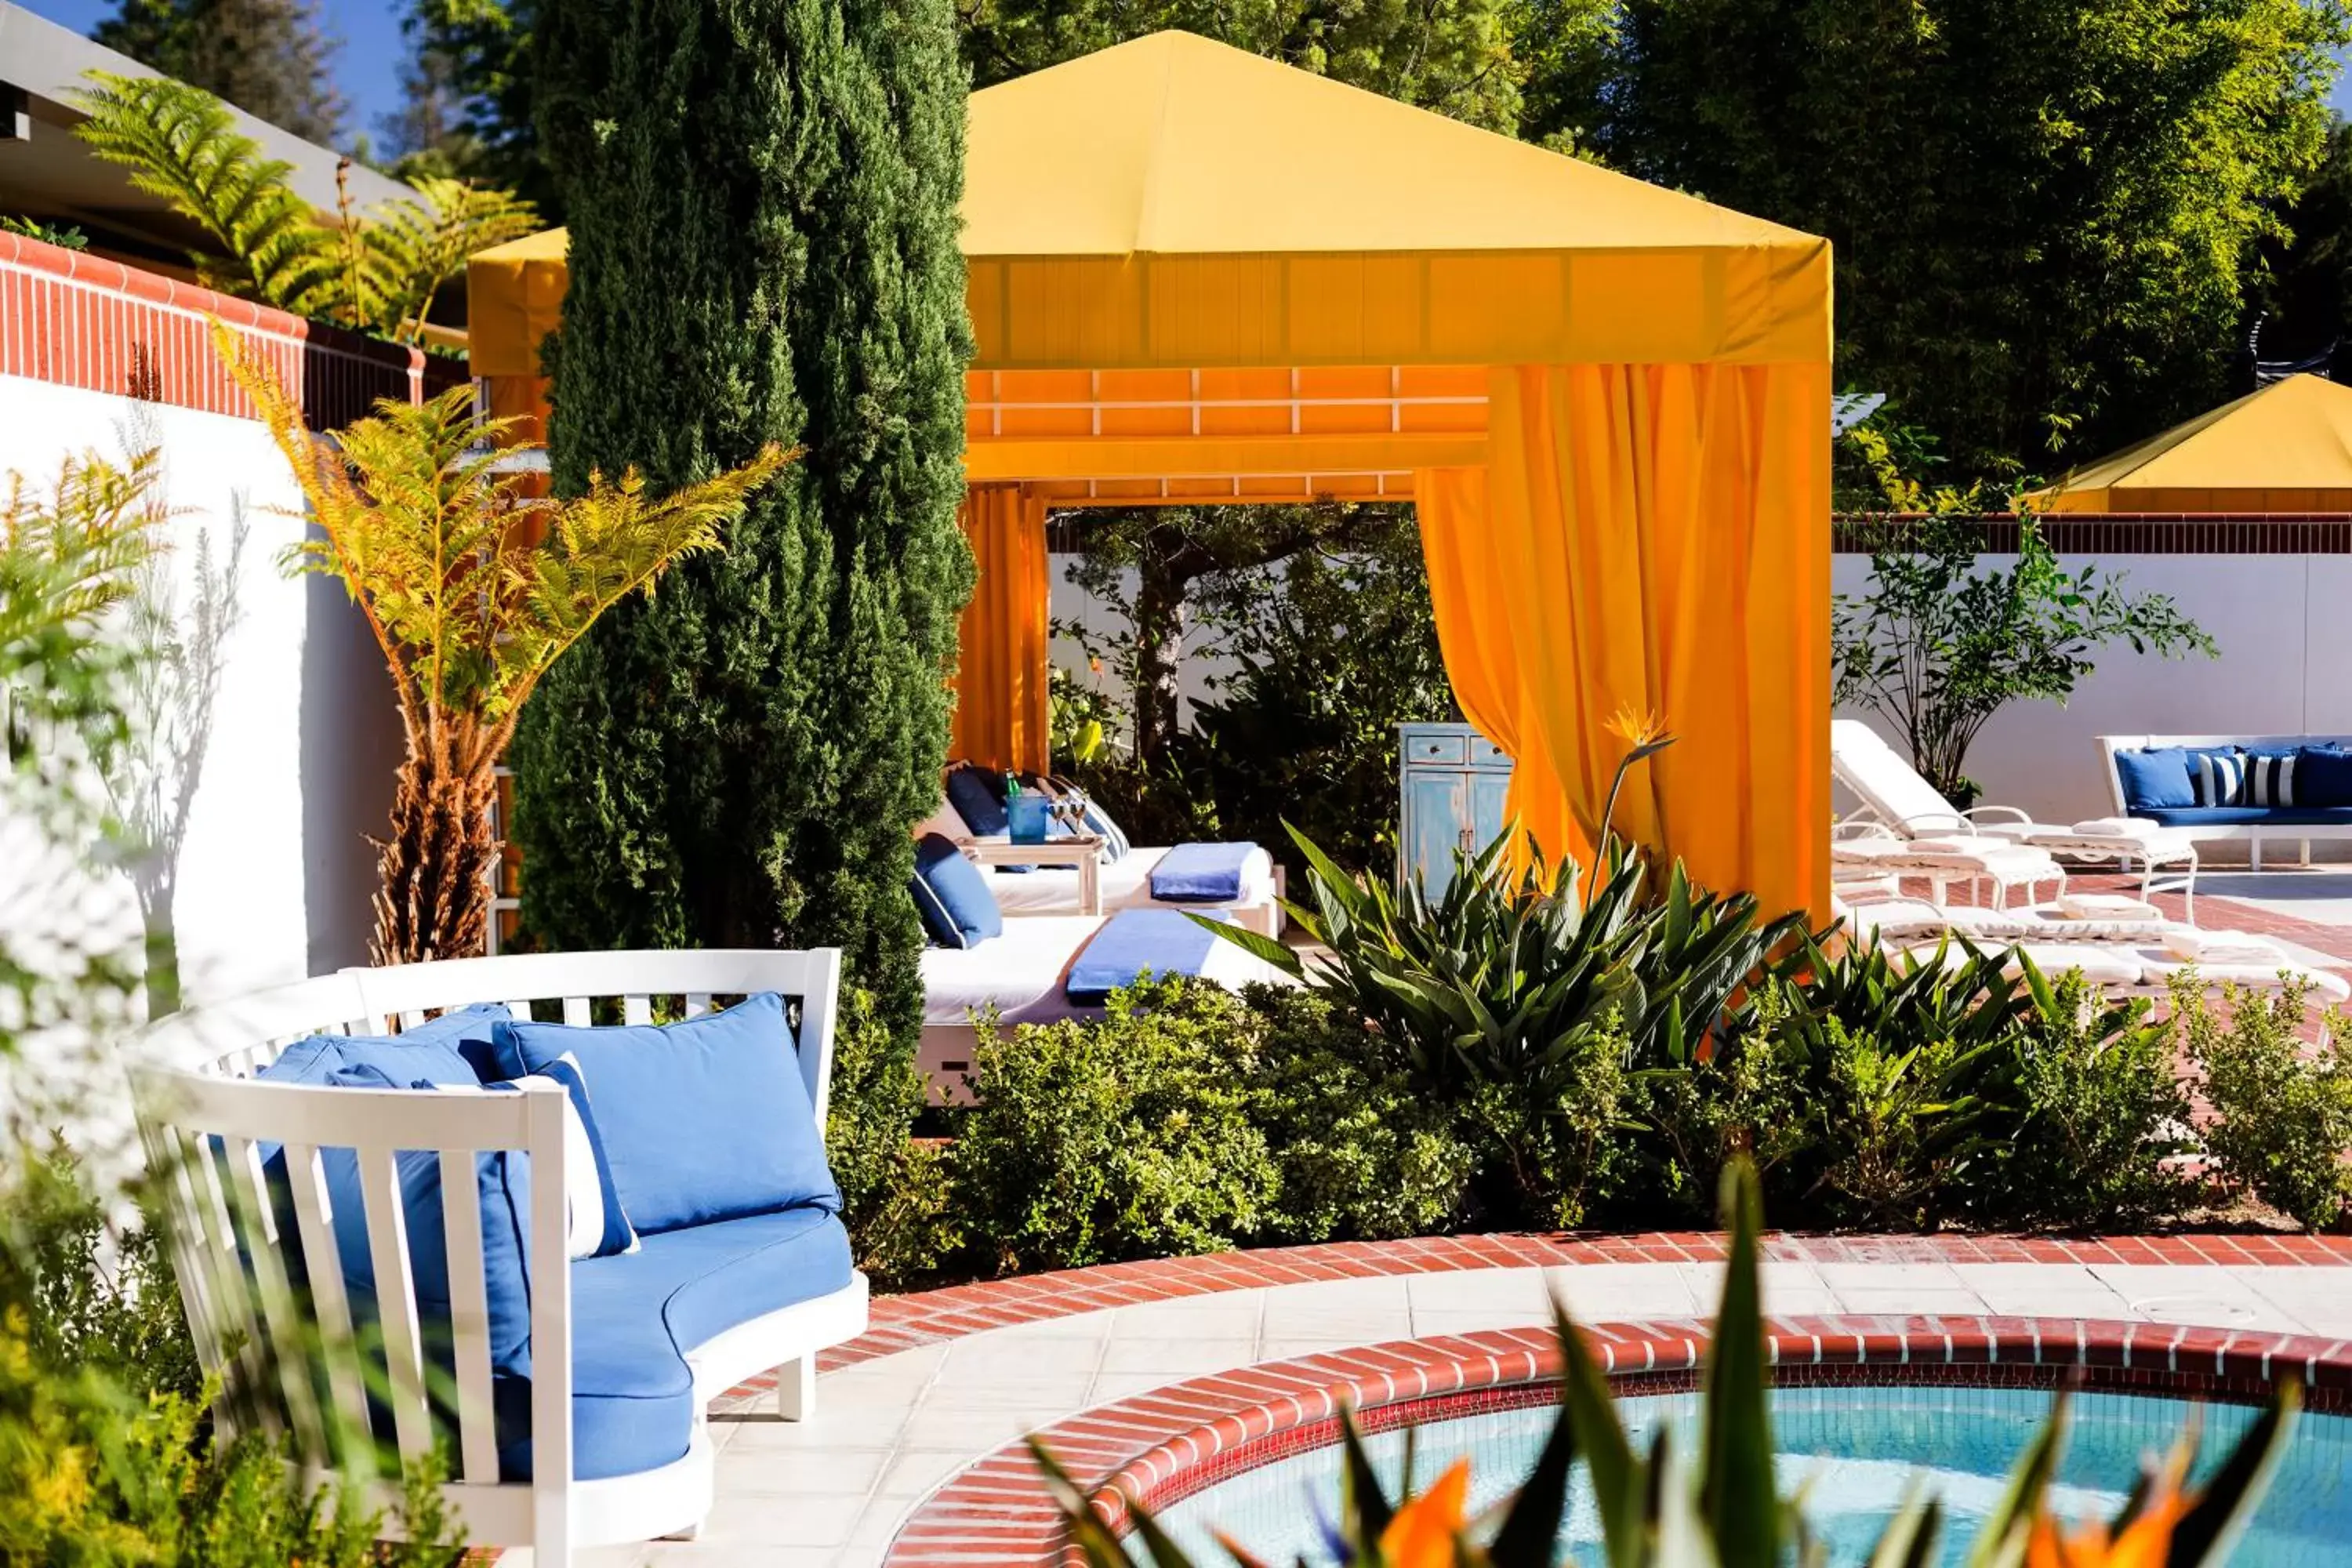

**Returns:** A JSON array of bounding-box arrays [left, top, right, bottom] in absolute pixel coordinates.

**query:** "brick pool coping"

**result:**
[[882, 1314, 2352, 1568], [815, 1229, 2352, 1373]]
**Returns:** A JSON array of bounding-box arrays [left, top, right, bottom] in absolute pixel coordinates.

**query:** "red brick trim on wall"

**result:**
[[1834, 513, 2352, 555], [884, 1317, 2352, 1568], [0, 231, 467, 429]]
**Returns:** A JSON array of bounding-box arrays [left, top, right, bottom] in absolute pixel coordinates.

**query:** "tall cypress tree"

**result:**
[[511, 0, 972, 1040]]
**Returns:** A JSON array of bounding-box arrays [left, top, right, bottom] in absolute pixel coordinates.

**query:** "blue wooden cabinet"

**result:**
[[1398, 722, 1513, 899]]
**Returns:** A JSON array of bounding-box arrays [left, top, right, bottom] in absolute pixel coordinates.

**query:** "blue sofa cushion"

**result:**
[[944, 765, 1009, 836], [481, 1055, 639, 1259], [911, 832, 1003, 949], [2114, 747, 2196, 812], [493, 993, 840, 1235], [2299, 746, 2352, 808], [2240, 746, 2299, 807], [495, 1206, 854, 1480], [2131, 805, 2352, 828]]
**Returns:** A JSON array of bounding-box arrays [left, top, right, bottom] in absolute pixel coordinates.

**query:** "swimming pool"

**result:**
[[1153, 1385, 2352, 1566]]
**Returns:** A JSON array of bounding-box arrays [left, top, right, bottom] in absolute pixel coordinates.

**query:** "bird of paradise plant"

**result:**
[[213, 321, 793, 964], [1035, 1160, 2299, 1568]]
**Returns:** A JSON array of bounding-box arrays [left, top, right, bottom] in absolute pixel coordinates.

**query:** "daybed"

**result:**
[[2101, 733, 2352, 869], [128, 949, 866, 1568], [929, 764, 1284, 936], [1835, 720, 2198, 911]]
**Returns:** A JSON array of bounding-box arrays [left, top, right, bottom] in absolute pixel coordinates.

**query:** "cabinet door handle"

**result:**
[[1459, 826, 1475, 852]]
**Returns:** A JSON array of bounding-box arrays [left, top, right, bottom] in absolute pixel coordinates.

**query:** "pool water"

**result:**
[[1154, 1386, 2352, 1566]]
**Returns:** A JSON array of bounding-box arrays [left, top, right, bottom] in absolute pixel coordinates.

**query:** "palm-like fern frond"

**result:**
[[213, 319, 789, 746], [69, 74, 343, 317], [360, 178, 541, 344]]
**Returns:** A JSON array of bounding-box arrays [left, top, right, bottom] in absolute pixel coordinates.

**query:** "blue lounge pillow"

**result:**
[[492, 992, 840, 1235], [2187, 747, 2246, 807], [230, 1061, 535, 1459], [911, 832, 1004, 949], [2240, 746, 2299, 807], [287, 1002, 510, 1087], [2299, 746, 2352, 807], [944, 765, 1010, 837], [480, 1053, 638, 1259], [2114, 747, 2195, 811]]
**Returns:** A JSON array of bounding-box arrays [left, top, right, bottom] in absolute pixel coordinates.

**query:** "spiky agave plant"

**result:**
[[216, 321, 793, 964], [1035, 1160, 2299, 1568]]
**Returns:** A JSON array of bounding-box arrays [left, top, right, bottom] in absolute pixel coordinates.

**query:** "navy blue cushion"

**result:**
[[911, 832, 1004, 949], [493, 993, 840, 1235], [2299, 746, 2352, 808], [495, 1207, 854, 1480], [944, 765, 1009, 836], [2186, 747, 2246, 807], [2132, 805, 2352, 827], [2114, 747, 2195, 811]]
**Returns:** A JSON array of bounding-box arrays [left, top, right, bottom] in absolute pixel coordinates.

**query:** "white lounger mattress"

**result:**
[[981, 845, 1280, 924], [920, 913, 1296, 1029]]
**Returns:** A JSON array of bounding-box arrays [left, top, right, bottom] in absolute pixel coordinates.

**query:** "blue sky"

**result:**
[[22, 0, 408, 151], [22, 1, 2352, 151]]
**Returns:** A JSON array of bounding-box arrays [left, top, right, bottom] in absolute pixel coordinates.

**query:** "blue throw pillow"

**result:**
[[228, 1061, 535, 1461], [492, 992, 839, 1235], [2299, 746, 2352, 807], [2240, 746, 2299, 807], [2187, 747, 2246, 807], [480, 1053, 638, 1259], [290, 1002, 510, 1087], [911, 832, 1004, 949], [2114, 747, 2195, 811], [944, 765, 1009, 836]]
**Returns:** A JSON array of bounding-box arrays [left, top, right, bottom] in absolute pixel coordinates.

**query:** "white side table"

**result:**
[[960, 836, 1105, 915]]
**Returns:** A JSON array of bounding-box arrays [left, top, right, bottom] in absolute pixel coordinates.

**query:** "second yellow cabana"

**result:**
[[2031, 373, 2352, 514], [470, 30, 1835, 921]]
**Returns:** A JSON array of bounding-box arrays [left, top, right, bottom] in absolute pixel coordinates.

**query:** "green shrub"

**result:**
[[825, 989, 960, 1290], [1806, 1017, 1992, 1229], [950, 978, 1276, 1272], [1244, 987, 1475, 1243], [7, 1138, 198, 1403], [1975, 972, 2194, 1230], [1458, 1015, 1633, 1229], [1626, 990, 1813, 1224], [2185, 976, 2352, 1229]]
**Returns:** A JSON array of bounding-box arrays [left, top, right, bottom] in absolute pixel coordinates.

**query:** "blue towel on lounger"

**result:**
[[1065, 909, 1231, 1004], [1149, 841, 1258, 902]]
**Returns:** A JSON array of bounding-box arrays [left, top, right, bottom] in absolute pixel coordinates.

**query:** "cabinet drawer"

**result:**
[[1405, 733, 1468, 766], [1468, 737, 1512, 768]]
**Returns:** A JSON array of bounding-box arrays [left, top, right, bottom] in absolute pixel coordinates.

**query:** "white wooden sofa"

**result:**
[[2100, 733, 2352, 869], [125, 949, 868, 1568]]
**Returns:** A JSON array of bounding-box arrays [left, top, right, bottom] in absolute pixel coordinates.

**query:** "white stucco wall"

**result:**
[[1833, 552, 2352, 840], [0, 374, 399, 1008]]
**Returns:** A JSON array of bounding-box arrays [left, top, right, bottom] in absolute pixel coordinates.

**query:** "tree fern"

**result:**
[[69, 73, 342, 315], [359, 177, 540, 343]]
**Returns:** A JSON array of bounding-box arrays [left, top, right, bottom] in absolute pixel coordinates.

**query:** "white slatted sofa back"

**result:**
[[126, 949, 856, 1568]]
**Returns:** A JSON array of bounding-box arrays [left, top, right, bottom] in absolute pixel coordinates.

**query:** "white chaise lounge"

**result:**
[[128, 949, 869, 1568], [1835, 720, 2198, 913]]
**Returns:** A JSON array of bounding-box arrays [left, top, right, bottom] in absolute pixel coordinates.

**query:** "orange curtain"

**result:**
[[949, 484, 1052, 775], [1418, 363, 1829, 923]]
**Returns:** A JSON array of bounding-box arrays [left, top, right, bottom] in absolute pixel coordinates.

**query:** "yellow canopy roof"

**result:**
[[469, 30, 1830, 378], [2033, 373, 2352, 514]]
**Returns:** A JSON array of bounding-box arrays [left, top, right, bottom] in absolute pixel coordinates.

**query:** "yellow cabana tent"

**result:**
[[468, 30, 1835, 921], [2032, 373, 2352, 514]]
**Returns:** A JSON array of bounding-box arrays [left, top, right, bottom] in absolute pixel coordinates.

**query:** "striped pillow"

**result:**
[[2245, 751, 2297, 808], [2192, 750, 2245, 807]]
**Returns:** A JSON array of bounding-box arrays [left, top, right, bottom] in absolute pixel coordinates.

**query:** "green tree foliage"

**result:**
[[390, 1, 551, 208], [1534, 0, 2350, 481], [513, 0, 974, 1045], [2252, 120, 2352, 372], [963, 0, 1524, 131], [94, 0, 348, 144]]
